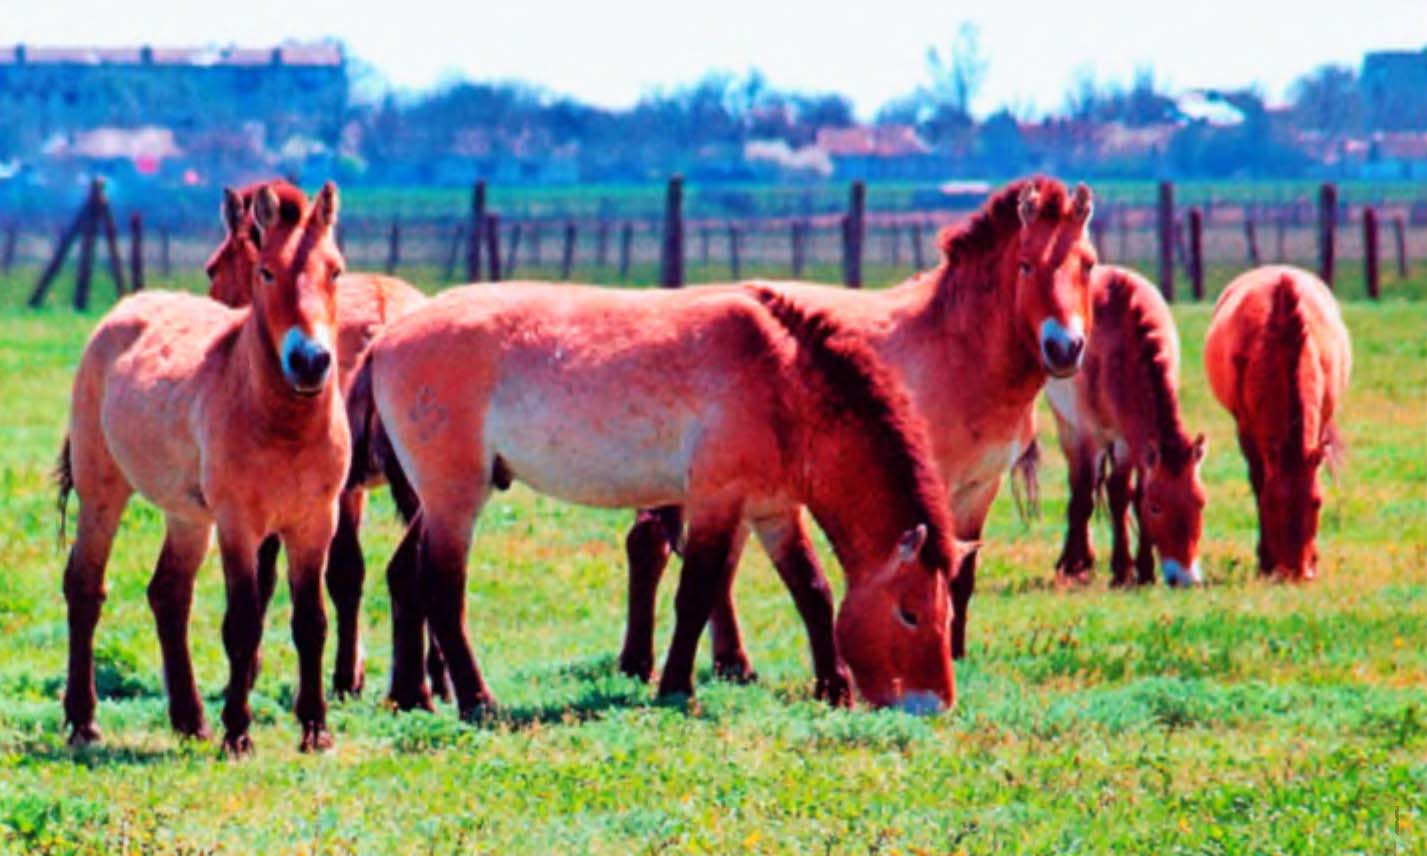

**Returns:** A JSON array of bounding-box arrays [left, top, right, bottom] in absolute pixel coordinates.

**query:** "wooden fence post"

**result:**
[[466, 180, 486, 282], [160, 227, 171, 278], [1157, 181, 1175, 302], [505, 221, 522, 278], [1, 223, 16, 274], [74, 200, 97, 311], [486, 213, 502, 282], [129, 212, 144, 291], [385, 219, 401, 274], [1243, 215, 1260, 266], [1116, 205, 1129, 261], [660, 175, 684, 288], [843, 180, 865, 288], [1188, 208, 1204, 300], [790, 220, 805, 278], [889, 223, 901, 267], [1090, 213, 1106, 260], [1318, 182, 1337, 289], [596, 220, 610, 268], [1363, 206, 1379, 299], [531, 220, 543, 267], [561, 221, 577, 281], [618, 221, 633, 281], [1393, 215, 1408, 278], [728, 222, 741, 280], [911, 220, 925, 270], [1274, 210, 1286, 262]]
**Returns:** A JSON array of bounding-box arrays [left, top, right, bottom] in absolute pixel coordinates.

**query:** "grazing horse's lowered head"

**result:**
[[1139, 434, 1209, 586], [244, 180, 344, 396]]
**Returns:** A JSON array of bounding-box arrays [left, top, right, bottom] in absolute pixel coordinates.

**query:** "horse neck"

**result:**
[[232, 310, 336, 436], [1109, 320, 1188, 461], [1249, 318, 1321, 459], [798, 422, 932, 586]]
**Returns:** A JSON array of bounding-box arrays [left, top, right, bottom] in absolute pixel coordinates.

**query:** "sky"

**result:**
[[9, 0, 1426, 118]]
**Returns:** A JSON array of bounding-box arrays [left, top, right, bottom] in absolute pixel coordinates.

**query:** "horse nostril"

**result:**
[[309, 347, 331, 375], [1066, 335, 1085, 363]]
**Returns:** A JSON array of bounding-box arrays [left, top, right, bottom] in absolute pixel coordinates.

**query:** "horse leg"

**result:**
[[216, 526, 264, 757], [418, 495, 495, 720], [619, 506, 680, 681], [1106, 463, 1135, 587], [327, 489, 367, 697], [283, 521, 336, 753], [386, 512, 434, 712], [62, 483, 130, 746], [656, 506, 742, 699], [426, 636, 451, 703], [948, 481, 997, 661], [248, 534, 280, 690], [753, 512, 851, 706], [1133, 478, 1157, 586], [709, 523, 755, 683], [1054, 436, 1098, 584], [146, 517, 212, 739], [1239, 431, 1272, 575]]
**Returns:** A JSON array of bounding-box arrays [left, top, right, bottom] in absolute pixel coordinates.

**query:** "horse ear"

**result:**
[[220, 187, 245, 236], [1143, 441, 1160, 469], [1017, 184, 1040, 228], [1072, 182, 1094, 226], [314, 181, 340, 231], [1192, 433, 1208, 463], [897, 524, 928, 563], [252, 184, 281, 236]]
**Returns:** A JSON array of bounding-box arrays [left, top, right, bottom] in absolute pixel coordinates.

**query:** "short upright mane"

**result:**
[[1263, 275, 1312, 462], [1103, 271, 1193, 470], [750, 287, 955, 570], [936, 176, 1070, 267]]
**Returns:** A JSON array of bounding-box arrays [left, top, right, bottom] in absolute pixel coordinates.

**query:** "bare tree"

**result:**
[[923, 23, 988, 118]]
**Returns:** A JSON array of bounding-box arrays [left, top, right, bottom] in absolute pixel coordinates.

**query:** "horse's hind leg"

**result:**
[[753, 512, 851, 706], [657, 504, 742, 699], [1054, 434, 1098, 583], [62, 446, 131, 746], [327, 488, 368, 697], [418, 488, 495, 719], [709, 523, 754, 683], [619, 506, 679, 681], [426, 635, 450, 703], [146, 517, 212, 739]]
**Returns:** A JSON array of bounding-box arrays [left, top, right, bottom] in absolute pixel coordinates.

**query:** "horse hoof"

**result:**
[[617, 651, 654, 683], [67, 723, 102, 747], [386, 687, 435, 713], [299, 725, 334, 753], [221, 732, 254, 759], [333, 670, 365, 700], [713, 655, 758, 685], [174, 721, 211, 742], [457, 697, 496, 724], [815, 672, 854, 708]]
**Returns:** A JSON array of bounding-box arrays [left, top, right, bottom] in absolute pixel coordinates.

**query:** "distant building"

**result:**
[[1361, 48, 1427, 131], [0, 43, 348, 157], [814, 125, 945, 181]]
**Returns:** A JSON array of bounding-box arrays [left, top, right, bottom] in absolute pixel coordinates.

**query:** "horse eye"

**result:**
[[896, 606, 919, 629], [258, 267, 275, 284], [1018, 261, 1032, 275]]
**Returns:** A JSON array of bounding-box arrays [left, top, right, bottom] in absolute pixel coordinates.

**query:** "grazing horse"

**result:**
[[1204, 266, 1351, 581], [355, 282, 972, 716], [204, 182, 427, 697], [1046, 265, 1207, 588], [620, 177, 1098, 682], [58, 181, 349, 754]]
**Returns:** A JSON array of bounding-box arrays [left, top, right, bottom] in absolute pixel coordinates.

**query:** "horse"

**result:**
[[1045, 264, 1207, 588], [619, 177, 1099, 684], [204, 182, 427, 697], [57, 181, 349, 755], [352, 282, 974, 716], [1204, 265, 1351, 581]]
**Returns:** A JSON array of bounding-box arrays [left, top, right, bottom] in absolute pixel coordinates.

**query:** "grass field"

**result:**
[[0, 268, 1425, 853]]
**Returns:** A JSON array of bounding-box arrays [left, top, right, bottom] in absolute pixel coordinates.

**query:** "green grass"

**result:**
[[0, 269, 1425, 853]]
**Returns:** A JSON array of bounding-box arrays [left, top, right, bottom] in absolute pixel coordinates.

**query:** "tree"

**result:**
[[924, 23, 988, 119], [1289, 64, 1362, 137]]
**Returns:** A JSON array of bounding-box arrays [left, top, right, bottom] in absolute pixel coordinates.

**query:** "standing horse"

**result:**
[[1046, 264, 1207, 588], [620, 177, 1098, 684], [1204, 266, 1350, 581], [58, 181, 349, 754], [204, 182, 427, 696], [356, 283, 972, 716]]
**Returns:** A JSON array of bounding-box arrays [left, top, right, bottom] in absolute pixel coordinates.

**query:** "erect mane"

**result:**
[[1102, 270, 1192, 470], [1263, 274, 1312, 464], [750, 286, 955, 571], [933, 176, 1071, 281]]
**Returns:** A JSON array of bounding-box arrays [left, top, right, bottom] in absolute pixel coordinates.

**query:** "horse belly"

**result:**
[[100, 382, 207, 517], [485, 384, 690, 509]]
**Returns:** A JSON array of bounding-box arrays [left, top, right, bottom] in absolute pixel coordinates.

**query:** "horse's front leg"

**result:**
[[215, 524, 265, 757], [283, 517, 337, 753], [753, 511, 851, 706], [656, 504, 742, 700], [147, 517, 213, 739]]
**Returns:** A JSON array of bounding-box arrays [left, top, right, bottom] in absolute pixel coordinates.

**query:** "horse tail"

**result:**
[[1009, 437, 1041, 524], [55, 434, 74, 548], [347, 348, 422, 525]]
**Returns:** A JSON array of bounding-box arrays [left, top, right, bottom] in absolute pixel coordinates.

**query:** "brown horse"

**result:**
[[619, 177, 1098, 683], [58, 181, 349, 754], [1204, 266, 1351, 581], [204, 182, 427, 696], [355, 282, 972, 716], [1046, 264, 1207, 588]]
